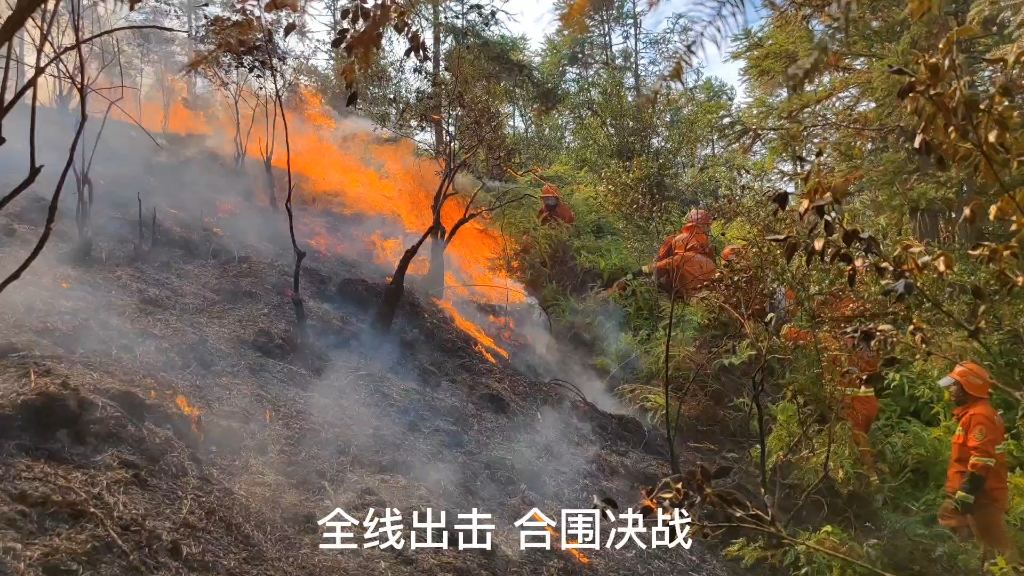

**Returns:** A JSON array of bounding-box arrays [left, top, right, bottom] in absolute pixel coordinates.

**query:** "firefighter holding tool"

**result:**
[[937, 361, 1019, 566]]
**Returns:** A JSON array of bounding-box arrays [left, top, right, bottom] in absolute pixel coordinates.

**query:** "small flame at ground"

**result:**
[[474, 344, 497, 364], [533, 512, 590, 564], [175, 395, 202, 434]]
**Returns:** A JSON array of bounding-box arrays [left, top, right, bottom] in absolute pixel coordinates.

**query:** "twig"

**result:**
[[62, 483, 136, 563], [137, 192, 144, 250]]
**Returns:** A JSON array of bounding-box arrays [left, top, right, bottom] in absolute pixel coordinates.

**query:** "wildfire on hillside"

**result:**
[[106, 81, 530, 362]]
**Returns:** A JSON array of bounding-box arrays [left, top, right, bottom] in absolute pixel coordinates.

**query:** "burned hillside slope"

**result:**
[[0, 115, 741, 575]]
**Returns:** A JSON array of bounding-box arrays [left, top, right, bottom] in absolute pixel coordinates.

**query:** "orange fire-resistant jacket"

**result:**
[[946, 398, 1009, 509], [657, 223, 713, 262], [836, 349, 881, 433], [538, 203, 576, 226], [780, 329, 881, 432], [652, 252, 717, 299]]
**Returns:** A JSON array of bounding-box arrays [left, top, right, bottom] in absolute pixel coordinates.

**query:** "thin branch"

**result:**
[[0, 93, 88, 295], [664, 290, 680, 475], [703, 521, 896, 576], [1, 25, 185, 122]]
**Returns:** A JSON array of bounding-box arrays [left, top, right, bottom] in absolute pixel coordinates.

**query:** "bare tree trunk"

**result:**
[[0, 0, 47, 53], [185, 0, 195, 100], [910, 206, 940, 242], [17, 30, 25, 91], [431, 0, 443, 152], [261, 94, 278, 211], [425, 224, 446, 297], [630, 0, 641, 98], [1, 41, 13, 144], [159, 60, 171, 134], [375, 226, 434, 332]]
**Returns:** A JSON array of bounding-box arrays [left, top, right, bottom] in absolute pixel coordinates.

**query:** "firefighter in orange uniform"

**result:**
[[537, 184, 575, 226], [937, 362, 1019, 565], [657, 209, 715, 261], [642, 212, 718, 299], [606, 209, 717, 299], [779, 310, 882, 485], [837, 333, 881, 485]]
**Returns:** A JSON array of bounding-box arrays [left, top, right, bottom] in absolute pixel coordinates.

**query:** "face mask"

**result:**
[[544, 198, 558, 207]]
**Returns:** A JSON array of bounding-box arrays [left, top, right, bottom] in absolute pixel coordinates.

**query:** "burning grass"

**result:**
[[533, 511, 591, 564], [433, 298, 509, 362], [0, 96, 744, 575], [109, 86, 531, 354]]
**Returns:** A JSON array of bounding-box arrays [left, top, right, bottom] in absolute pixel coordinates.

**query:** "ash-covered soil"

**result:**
[[0, 111, 742, 576]]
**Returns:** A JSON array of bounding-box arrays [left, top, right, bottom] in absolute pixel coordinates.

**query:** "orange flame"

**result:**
[[105, 78, 527, 352], [433, 299, 508, 361], [533, 512, 590, 564], [474, 344, 497, 364], [175, 395, 202, 434]]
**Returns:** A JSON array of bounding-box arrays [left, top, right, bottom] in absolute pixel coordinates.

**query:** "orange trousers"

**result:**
[[841, 395, 879, 477], [938, 498, 1020, 564]]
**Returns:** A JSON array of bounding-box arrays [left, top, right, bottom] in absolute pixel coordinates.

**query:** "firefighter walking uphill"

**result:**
[[937, 361, 1019, 567]]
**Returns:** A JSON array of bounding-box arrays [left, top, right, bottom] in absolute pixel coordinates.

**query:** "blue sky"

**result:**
[[504, 0, 761, 99]]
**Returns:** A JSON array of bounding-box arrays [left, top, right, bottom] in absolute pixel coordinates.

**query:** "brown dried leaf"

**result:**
[[785, 240, 801, 265]]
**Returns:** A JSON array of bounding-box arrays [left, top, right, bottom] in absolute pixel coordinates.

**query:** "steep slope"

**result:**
[[0, 110, 739, 576]]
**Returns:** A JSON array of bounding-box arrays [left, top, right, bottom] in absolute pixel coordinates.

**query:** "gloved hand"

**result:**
[[954, 471, 986, 514], [953, 491, 975, 514]]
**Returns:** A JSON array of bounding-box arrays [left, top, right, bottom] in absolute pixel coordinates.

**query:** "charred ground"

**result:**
[[0, 112, 744, 576]]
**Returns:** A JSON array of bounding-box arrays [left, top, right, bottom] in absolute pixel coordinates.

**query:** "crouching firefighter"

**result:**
[[657, 209, 715, 261], [937, 361, 1019, 566]]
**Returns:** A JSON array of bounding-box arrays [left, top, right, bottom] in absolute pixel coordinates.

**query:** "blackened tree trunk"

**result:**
[[375, 226, 434, 333], [425, 224, 446, 298], [263, 154, 277, 210]]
